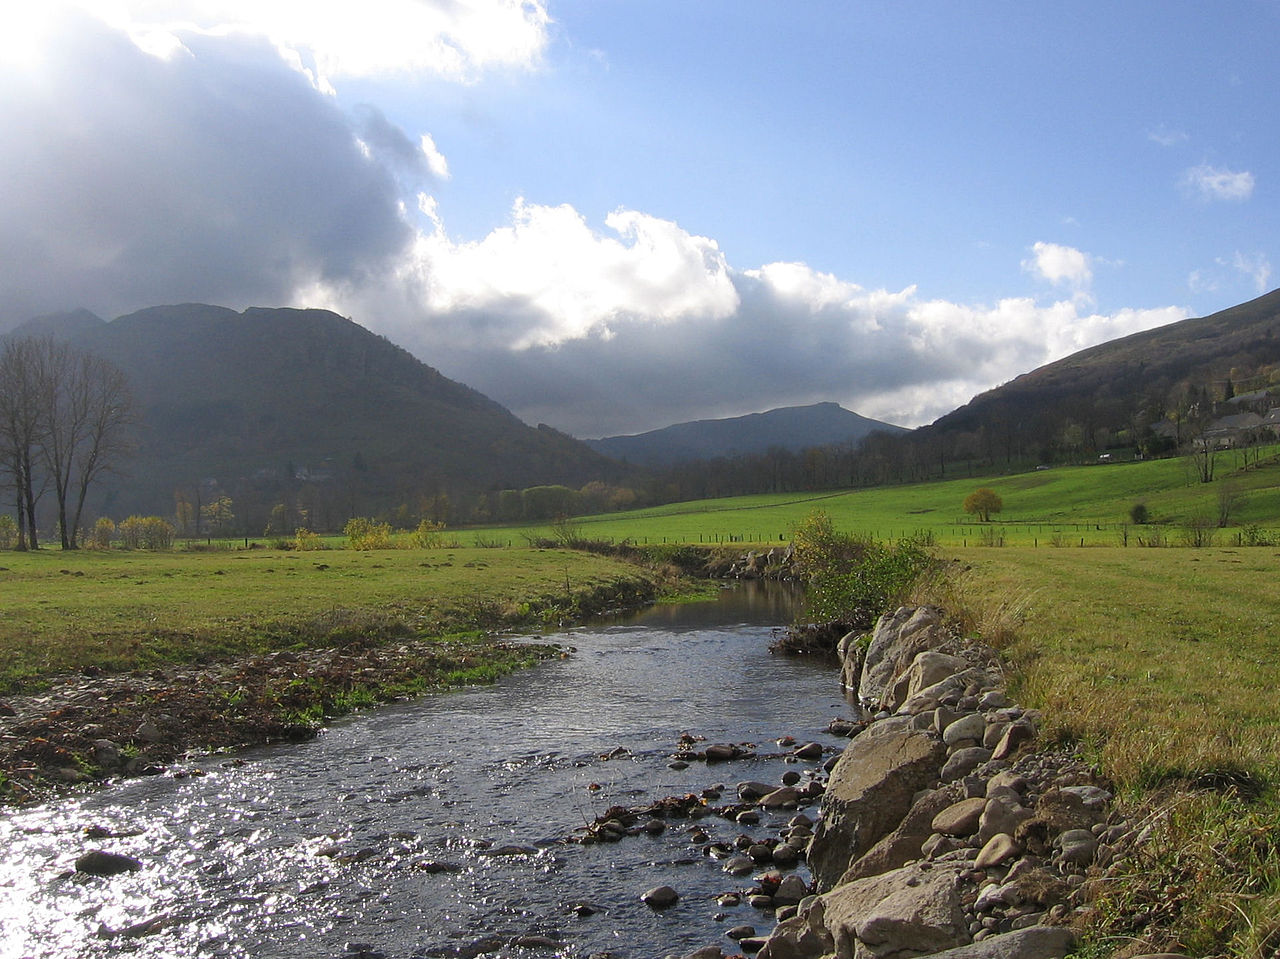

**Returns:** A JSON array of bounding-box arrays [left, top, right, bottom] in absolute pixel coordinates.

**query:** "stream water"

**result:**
[[0, 582, 856, 959]]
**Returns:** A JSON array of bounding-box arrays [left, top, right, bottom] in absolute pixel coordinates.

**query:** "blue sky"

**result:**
[[2, 2, 1276, 436]]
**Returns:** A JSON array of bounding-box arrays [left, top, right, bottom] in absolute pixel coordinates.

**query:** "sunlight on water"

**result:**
[[1, 583, 853, 959]]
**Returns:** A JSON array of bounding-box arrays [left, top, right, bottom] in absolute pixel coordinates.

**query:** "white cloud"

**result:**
[[307, 203, 1187, 435], [1182, 164, 1255, 202], [1232, 252, 1273, 293], [419, 133, 450, 180], [376, 199, 740, 349], [66, 0, 550, 81], [1147, 125, 1188, 147], [1023, 241, 1093, 291]]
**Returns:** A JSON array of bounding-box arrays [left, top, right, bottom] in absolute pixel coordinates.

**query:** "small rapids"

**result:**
[[0, 582, 855, 959]]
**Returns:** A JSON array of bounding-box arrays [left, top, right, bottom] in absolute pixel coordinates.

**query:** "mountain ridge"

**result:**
[[586, 402, 907, 467]]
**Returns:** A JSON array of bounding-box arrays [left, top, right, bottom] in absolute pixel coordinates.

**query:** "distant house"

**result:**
[[1201, 411, 1265, 449]]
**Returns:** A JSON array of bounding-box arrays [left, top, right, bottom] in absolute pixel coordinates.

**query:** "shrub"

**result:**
[[1130, 502, 1150, 525], [117, 515, 174, 550], [344, 517, 392, 550], [89, 517, 115, 550], [293, 528, 325, 551], [792, 510, 937, 628], [0, 514, 15, 549], [412, 519, 447, 549]]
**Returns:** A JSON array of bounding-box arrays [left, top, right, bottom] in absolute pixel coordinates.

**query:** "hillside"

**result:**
[[585, 402, 907, 467], [927, 288, 1280, 454], [14, 304, 625, 527]]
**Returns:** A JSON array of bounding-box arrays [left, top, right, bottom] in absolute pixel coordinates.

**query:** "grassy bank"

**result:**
[[0, 545, 658, 693], [929, 546, 1280, 957]]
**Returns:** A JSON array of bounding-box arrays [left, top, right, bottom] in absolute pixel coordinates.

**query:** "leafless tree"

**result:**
[[0, 336, 132, 549]]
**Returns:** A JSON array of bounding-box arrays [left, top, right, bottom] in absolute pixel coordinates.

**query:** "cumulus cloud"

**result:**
[[62, 0, 551, 82], [1023, 241, 1093, 289], [0, 10, 415, 323], [1182, 163, 1255, 202], [305, 200, 1185, 435]]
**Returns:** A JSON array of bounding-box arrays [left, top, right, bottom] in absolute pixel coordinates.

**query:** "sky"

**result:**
[[1, 1, 1276, 438]]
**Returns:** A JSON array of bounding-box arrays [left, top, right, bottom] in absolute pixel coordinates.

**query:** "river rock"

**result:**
[[806, 726, 947, 890], [991, 721, 1037, 761], [75, 850, 143, 876], [941, 746, 992, 782], [898, 667, 997, 716], [932, 796, 988, 836], [822, 860, 969, 959], [914, 926, 1077, 958], [773, 874, 809, 907], [888, 651, 970, 713], [974, 832, 1021, 868], [1057, 828, 1099, 866], [979, 795, 1034, 845], [760, 786, 801, 809], [757, 897, 834, 959], [857, 605, 949, 709], [642, 885, 679, 909], [840, 782, 964, 883], [739, 781, 777, 800], [706, 744, 738, 761], [943, 712, 989, 747]]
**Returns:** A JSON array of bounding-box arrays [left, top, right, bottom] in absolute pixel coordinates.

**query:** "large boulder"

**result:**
[[886, 651, 970, 713], [807, 726, 947, 890], [839, 782, 965, 883], [909, 926, 1076, 959], [822, 860, 970, 959], [858, 606, 950, 709]]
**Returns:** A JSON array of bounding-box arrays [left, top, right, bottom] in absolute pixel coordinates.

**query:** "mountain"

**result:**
[[12, 304, 625, 526], [585, 402, 908, 467], [923, 287, 1280, 459]]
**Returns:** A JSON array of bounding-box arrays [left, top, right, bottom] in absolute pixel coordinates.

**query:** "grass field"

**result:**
[[455, 446, 1280, 549], [0, 546, 655, 692]]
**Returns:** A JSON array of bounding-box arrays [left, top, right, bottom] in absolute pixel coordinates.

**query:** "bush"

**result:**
[[293, 528, 325, 551], [792, 510, 937, 628], [1130, 502, 1150, 525], [0, 514, 15, 550], [89, 517, 115, 549], [412, 519, 447, 548], [344, 517, 392, 550], [117, 515, 174, 550]]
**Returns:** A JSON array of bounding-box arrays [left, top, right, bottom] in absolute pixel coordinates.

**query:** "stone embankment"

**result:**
[[672, 605, 1175, 959]]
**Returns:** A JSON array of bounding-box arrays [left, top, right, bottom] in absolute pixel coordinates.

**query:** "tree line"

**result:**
[[0, 337, 132, 549]]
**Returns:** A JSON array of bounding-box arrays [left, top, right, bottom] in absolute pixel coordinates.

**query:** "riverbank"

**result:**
[[0, 546, 662, 803]]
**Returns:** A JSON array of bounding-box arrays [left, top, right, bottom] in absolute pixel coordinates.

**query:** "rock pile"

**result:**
[[676, 605, 1134, 959]]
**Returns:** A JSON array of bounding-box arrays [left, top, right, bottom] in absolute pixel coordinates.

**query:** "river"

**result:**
[[0, 582, 855, 959]]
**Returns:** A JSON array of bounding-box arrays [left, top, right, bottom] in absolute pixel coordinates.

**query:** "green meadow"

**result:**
[[468, 445, 1280, 548], [0, 546, 655, 692]]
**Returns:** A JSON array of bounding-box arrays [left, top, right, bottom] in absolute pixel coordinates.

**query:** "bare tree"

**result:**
[[0, 336, 132, 549], [0, 339, 52, 549]]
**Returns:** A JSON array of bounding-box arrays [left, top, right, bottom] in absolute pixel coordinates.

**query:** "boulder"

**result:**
[[838, 631, 868, 699], [757, 898, 835, 959], [840, 783, 965, 882], [940, 746, 992, 782], [942, 713, 989, 747], [858, 606, 949, 709], [907, 926, 1076, 958], [978, 795, 1034, 845], [897, 668, 998, 716], [822, 860, 970, 959], [886, 651, 970, 713], [932, 796, 988, 837], [806, 727, 947, 890]]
